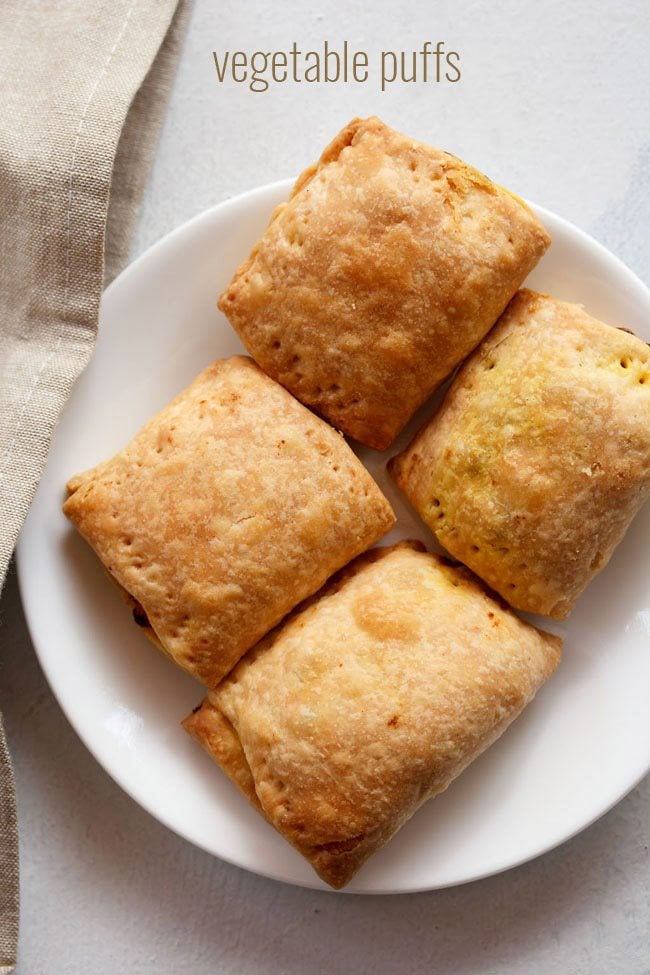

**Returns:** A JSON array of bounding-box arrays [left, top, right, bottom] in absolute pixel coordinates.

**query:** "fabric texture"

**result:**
[[0, 1, 191, 969]]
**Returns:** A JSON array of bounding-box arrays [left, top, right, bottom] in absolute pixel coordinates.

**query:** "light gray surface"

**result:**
[[2, 0, 650, 971]]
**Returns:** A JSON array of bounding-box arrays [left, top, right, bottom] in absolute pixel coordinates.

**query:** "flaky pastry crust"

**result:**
[[183, 542, 561, 888], [218, 116, 550, 449], [389, 290, 650, 618], [64, 356, 394, 687]]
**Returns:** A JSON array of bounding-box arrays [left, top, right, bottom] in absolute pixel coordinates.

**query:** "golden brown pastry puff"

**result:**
[[183, 542, 561, 889], [389, 290, 650, 619], [218, 116, 550, 450], [63, 356, 395, 687]]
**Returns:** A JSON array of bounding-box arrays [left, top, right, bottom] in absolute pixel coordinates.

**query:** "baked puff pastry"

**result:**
[[183, 542, 561, 889], [218, 116, 550, 450], [389, 290, 650, 619], [63, 356, 395, 687]]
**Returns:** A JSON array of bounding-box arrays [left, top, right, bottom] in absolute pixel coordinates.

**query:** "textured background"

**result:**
[[2, 0, 649, 971]]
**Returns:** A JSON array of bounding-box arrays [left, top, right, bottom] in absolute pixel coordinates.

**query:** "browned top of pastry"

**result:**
[[219, 116, 550, 449], [64, 356, 395, 687], [390, 290, 650, 618], [184, 542, 561, 888]]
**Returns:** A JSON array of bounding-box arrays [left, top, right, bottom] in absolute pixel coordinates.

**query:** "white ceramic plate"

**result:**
[[17, 180, 650, 894]]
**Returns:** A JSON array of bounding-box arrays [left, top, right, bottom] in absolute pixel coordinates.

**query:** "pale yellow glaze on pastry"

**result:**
[[389, 290, 650, 618], [218, 116, 551, 449], [64, 356, 395, 687], [183, 542, 561, 889]]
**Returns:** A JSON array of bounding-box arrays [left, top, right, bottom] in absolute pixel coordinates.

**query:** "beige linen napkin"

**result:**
[[0, 1, 191, 969]]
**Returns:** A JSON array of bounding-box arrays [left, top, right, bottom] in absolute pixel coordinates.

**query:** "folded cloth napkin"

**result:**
[[0, 1, 191, 968]]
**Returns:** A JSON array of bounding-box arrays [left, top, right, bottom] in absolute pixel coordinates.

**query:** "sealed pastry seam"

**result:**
[[183, 542, 562, 888], [218, 115, 551, 449], [63, 355, 395, 688], [389, 289, 650, 618]]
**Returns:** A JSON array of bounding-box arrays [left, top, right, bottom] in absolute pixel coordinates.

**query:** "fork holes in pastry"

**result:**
[[639, 376, 647, 384], [470, 545, 480, 553], [330, 383, 341, 393], [620, 356, 631, 369], [486, 360, 496, 371], [272, 340, 281, 350], [431, 498, 440, 507]]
